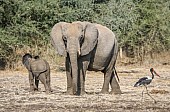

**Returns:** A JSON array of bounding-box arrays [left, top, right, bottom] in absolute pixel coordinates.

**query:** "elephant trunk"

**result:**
[[24, 59, 31, 70], [69, 51, 78, 95]]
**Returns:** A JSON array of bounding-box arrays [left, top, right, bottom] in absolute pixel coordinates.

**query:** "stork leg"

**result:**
[[141, 87, 145, 102], [144, 85, 156, 103]]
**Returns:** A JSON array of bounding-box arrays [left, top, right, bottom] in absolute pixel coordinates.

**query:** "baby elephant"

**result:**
[[22, 53, 52, 93]]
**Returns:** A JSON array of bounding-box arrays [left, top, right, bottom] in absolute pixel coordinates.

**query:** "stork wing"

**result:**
[[134, 77, 148, 87]]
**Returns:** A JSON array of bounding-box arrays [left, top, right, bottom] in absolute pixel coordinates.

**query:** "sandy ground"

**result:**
[[0, 65, 169, 112]]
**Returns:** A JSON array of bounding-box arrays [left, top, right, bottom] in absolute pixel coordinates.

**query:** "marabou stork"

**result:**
[[134, 68, 160, 103]]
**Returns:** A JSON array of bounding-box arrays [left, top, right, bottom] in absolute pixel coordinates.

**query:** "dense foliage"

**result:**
[[0, 0, 170, 69]]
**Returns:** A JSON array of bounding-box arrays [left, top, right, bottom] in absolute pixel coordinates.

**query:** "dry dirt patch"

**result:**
[[0, 65, 170, 112]]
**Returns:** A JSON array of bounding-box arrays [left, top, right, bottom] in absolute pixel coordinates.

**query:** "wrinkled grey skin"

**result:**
[[22, 54, 52, 93], [51, 21, 121, 95]]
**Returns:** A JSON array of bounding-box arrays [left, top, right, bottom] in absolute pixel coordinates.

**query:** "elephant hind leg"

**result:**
[[110, 71, 122, 94], [29, 72, 37, 91], [46, 71, 52, 92], [78, 56, 91, 95], [100, 71, 111, 94], [39, 73, 51, 93], [34, 78, 39, 91]]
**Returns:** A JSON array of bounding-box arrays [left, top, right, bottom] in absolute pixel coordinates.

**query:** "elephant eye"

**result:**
[[62, 36, 67, 48], [79, 35, 84, 42], [63, 36, 67, 41]]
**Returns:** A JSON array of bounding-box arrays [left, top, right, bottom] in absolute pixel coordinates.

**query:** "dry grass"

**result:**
[[150, 89, 169, 94], [0, 65, 170, 112]]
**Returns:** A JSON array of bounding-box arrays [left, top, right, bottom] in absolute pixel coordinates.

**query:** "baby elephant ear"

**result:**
[[81, 23, 98, 56], [50, 22, 67, 57]]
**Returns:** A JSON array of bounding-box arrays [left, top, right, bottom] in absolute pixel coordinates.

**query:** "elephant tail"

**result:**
[[112, 38, 119, 82], [33, 69, 47, 80], [113, 66, 119, 82]]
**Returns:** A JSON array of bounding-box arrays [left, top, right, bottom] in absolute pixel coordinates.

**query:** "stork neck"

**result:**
[[151, 71, 154, 79]]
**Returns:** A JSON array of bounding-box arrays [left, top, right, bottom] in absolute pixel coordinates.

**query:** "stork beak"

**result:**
[[153, 69, 160, 77]]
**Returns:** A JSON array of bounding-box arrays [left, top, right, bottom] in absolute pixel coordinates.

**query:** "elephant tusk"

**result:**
[[78, 49, 81, 56]]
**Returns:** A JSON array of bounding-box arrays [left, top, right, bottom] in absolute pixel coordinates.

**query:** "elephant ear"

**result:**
[[50, 22, 67, 57], [81, 23, 98, 56]]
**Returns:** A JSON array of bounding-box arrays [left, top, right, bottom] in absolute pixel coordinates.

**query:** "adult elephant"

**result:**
[[51, 21, 121, 95]]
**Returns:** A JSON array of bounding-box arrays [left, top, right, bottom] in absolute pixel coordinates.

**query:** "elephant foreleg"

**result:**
[[65, 57, 73, 94], [78, 55, 91, 95], [29, 71, 35, 91], [79, 61, 89, 95], [39, 73, 50, 94], [79, 70, 86, 95]]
